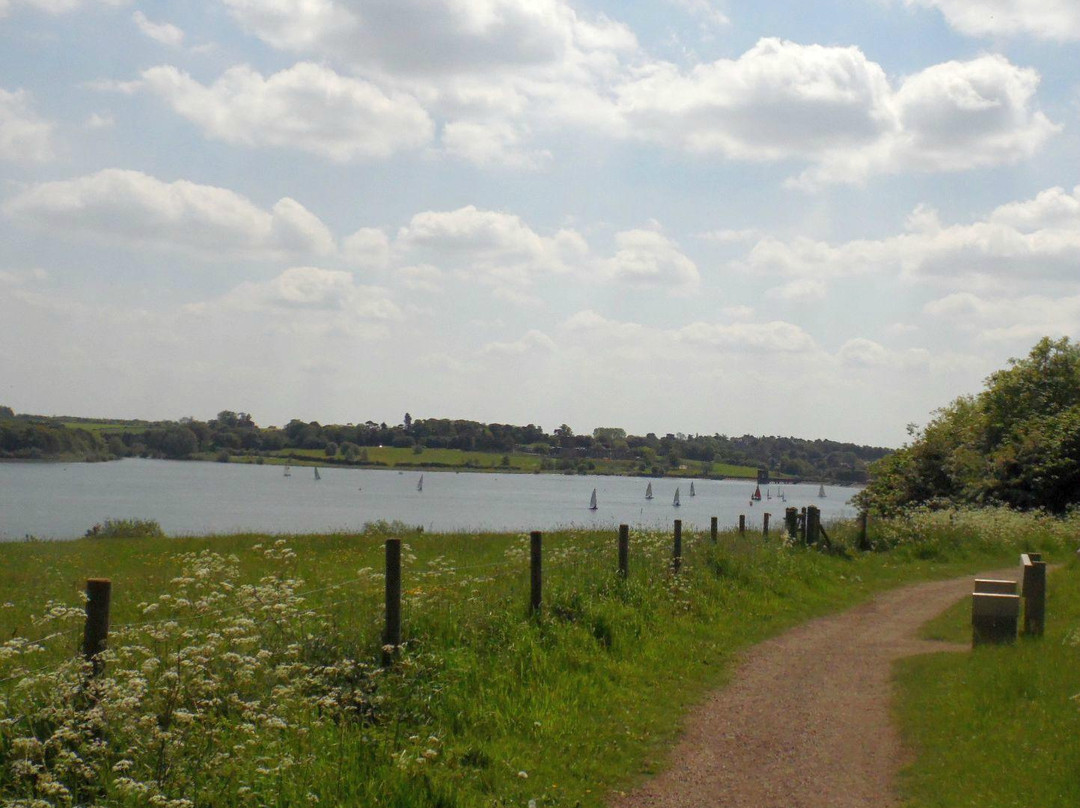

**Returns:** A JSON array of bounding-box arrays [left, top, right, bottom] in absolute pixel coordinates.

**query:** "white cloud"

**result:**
[[198, 265, 399, 317], [479, 329, 557, 355], [599, 229, 699, 288], [923, 292, 1080, 342], [441, 119, 551, 170], [665, 0, 730, 28], [907, 0, 1080, 41], [616, 40, 1056, 186], [837, 337, 935, 370], [3, 168, 335, 259], [132, 10, 184, 46], [83, 112, 115, 129], [739, 185, 1080, 291], [141, 62, 434, 161], [342, 227, 391, 270], [396, 263, 444, 293], [764, 278, 827, 300], [220, 0, 637, 75], [0, 87, 54, 162]]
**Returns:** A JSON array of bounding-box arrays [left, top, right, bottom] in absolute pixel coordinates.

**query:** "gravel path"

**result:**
[[611, 568, 1013, 808]]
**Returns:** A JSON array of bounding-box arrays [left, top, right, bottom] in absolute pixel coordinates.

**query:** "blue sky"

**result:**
[[2, 0, 1079, 446]]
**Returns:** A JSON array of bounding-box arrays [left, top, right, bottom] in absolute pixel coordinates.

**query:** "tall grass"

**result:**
[[0, 509, 1073, 807]]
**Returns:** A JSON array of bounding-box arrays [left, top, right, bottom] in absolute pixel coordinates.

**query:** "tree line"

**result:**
[[0, 405, 889, 483]]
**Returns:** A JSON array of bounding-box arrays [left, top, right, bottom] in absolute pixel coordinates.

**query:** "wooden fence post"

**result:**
[[799, 507, 807, 544], [710, 516, 718, 544], [806, 506, 820, 545], [530, 531, 543, 616], [1022, 553, 1046, 637], [82, 578, 111, 677], [738, 514, 745, 534], [618, 524, 629, 579], [673, 519, 682, 572], [383, 539, 401, 664], [858, 511, 869, 551], [785, 507, 798, 541], [762, 512, 770, 538]]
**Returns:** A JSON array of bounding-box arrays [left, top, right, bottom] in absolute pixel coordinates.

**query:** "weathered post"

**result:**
[[738, 514, 745, 534], [710, 516, 718, 544], [857, 511, 869, 551], [806, 506, 821, 545], [799, 507, 807, 543], [1021, 553, 1046, 637], [762, 512, 770, 538], [785, 507, 798, 541], [383, 539, 401, 664], [82, 578, 111, 677], [673, 519, 682, 572], [618, 524, 629, 579], [530, 531, 543, 616]]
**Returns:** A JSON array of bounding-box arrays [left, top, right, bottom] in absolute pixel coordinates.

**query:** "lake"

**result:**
[[0, 458, 860, 540]]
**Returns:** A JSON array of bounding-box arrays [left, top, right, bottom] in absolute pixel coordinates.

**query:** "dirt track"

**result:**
[[611, 569, 1012, 808]]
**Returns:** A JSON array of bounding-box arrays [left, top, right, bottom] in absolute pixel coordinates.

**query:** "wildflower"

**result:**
[[518, 770, 528, 779]]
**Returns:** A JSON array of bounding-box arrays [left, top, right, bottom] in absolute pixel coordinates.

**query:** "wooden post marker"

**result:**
[[530, 530, 543, 616], [383, 539, 401, 663], [710, 516, 718, 544], [673, 519, 682, 572], [1021, 553, 1046, 637], [785, 507, 798, 541], [762, 512, 770, 538], [857, 511, 869, 551], [618, 524, 629, 579], [799, 507, 807, 543], [82, 578, 111, 676], [738, 514, 745, 534], [806, 506, 820, 545]]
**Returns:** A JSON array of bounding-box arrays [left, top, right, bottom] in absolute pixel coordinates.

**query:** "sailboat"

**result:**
[[283, 463, 291, 477], [689, 481, 696, 497], [645, 482, 653, 500], [752, 485, 762, 501], [314, 467, 321, 481], [417, 474, 424, 492], [589, 488, 598, 510], [673, 487, 681, 507], [818, 484, 826, 498]]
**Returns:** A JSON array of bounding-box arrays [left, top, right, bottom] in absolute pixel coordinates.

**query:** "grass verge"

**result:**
[[0, 510, 1074, 807], [895, 559, 1080, 807]]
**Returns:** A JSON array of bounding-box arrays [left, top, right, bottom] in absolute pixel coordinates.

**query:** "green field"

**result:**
[[1, 509, 1070, 807]]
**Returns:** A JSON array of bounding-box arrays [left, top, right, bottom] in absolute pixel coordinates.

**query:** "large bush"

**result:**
[[859, 337, 1080, 515]]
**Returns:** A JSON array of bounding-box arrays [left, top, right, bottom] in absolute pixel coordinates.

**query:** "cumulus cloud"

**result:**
[[341, 227, 391, 269], [3, 168, 335, 259], [739, 185, 1080, 291], [907, 0, 1080, 41], [616, 40, 1056, 186], [0, 87, 54, 162], [923, 292, 1080, 342], [220, 0, 636, 75], [479, 329, 557, 355], [132, 10, 184, 46], [441, 119, 551, 170], [141, 62, 434, 161], [598, 229, 699, 288]]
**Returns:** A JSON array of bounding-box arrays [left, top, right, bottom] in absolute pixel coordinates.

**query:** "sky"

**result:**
[[2, 1, 1079, 447]]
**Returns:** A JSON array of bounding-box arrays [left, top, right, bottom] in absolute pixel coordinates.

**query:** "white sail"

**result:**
[[589, 488, 598, 510], [673, 487, 681, 507], [418, 474, 424, 492], [645, 482, 653, 500], [690, 481, 695, 497]]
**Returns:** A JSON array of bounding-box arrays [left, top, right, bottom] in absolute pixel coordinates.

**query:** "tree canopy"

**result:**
[[858, 337, 1080, 515]]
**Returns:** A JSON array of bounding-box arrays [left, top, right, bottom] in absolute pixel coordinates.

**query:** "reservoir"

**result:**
[[0, 458, 859, 540]]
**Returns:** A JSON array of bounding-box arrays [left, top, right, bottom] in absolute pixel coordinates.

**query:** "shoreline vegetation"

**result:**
[[0, 510, 1074, 807], [0, 407, 889, 483]]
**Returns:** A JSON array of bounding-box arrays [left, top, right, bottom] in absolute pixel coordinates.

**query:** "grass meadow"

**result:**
[[0, 509, 1075, 807]]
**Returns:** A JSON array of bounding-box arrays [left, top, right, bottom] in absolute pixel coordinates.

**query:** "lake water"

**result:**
[[0, 458, 860, 540]]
